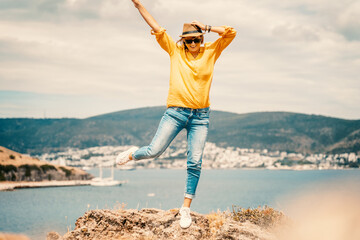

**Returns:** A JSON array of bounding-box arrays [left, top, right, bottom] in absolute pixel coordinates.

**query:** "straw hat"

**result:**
[[179, 23, 204, 37]]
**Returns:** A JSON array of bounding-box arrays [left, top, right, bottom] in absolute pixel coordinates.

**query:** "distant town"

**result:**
[[37, 141, 360, 170]]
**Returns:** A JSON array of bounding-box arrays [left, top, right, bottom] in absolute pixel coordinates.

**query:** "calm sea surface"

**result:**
[[1, 169, 360, 240]]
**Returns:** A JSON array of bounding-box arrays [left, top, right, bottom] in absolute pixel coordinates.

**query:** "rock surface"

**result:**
[[52, 208, 278, 240]]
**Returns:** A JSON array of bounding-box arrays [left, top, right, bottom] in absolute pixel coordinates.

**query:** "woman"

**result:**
[[116, 0, 236, 229]]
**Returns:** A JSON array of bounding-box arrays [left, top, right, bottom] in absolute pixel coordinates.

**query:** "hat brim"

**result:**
[[179, 32, 204, 38]]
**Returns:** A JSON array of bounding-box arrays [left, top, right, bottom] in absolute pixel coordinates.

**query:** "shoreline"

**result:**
[[1, 168, 358, 191], [0, 180, 93, 191]]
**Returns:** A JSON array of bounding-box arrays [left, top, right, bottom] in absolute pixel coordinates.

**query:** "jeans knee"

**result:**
[[146, 146, 163, 159]]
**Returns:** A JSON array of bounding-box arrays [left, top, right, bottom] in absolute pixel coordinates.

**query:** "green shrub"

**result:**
[[40, 164, 57, 173], [9, 155, 15, 160], [25, 168, 31, 177], [349, 162, 359, 168], [19, 164, 41, 178], [0, 165, 17, 173], [11, 173, 16, 181], [59, 167, 72, 178], [0, 172, 5, 181], [19, 164, 41, 171], [298, 160, 313, 165]]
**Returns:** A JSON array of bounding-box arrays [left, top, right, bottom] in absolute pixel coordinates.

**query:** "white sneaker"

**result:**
[[116, 146, 139, 165], [179, 206, 192, 229]]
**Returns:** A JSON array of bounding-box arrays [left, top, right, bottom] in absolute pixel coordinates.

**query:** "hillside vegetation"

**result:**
[[0, 146, 92, 181], [1, 106, 359, 155]]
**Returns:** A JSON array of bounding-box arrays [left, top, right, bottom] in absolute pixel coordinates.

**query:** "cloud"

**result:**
[[0, 0, 359, 119], [271, 24, 321, 42], [62, 0, 134, 20]]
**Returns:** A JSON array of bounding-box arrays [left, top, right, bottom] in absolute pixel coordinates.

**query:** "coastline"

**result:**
[[0, 180, 93, 191]]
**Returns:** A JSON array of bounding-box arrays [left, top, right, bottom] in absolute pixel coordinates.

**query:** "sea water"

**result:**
[[1, 169, 360, 239]]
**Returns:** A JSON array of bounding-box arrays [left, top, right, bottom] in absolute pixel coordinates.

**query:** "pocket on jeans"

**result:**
[[165, 108, 183, 121], [198, 111, 210, 120], [199, 108, 210, 117]]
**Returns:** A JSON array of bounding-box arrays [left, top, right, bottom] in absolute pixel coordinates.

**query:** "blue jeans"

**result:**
[[133, 107, 210, 199]]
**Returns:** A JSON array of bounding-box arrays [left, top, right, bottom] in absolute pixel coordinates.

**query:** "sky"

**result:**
[[0, 0, 359, 119]]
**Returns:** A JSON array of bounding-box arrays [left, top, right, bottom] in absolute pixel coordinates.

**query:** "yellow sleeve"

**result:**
[[151, 28, 176, 56], [210, 26, 237, 60]]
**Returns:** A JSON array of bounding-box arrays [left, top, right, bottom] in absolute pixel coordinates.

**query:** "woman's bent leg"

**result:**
[[133, 109, 184, 160]]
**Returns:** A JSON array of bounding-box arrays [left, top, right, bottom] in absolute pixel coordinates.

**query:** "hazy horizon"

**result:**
[[1, 0, 359, 119], [0, 104, 359, 121]]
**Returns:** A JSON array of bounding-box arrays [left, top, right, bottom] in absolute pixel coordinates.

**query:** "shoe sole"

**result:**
[[116, 147, 138, 165]]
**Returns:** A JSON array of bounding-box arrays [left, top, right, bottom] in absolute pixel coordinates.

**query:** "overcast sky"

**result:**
[[0, 0, 359, 119]]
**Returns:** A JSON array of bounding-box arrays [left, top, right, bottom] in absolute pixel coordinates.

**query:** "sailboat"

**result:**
[[90, 163, 125, 187]]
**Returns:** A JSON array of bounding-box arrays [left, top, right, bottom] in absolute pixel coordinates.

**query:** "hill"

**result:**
[[0, 146, 92, 182], [0, 106, 359, 155]]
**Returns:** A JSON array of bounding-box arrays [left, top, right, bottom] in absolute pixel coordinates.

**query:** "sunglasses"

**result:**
[[184, 38, 202, 44]]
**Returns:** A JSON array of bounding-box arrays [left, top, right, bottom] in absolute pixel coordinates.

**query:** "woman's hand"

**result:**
[[131, 0, 161, 32], [191, 20, 206, 31], [131, 0, 141, 8]]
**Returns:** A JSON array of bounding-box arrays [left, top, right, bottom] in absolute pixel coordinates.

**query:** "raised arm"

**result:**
[[191, 20, 226, 35], [191, 20, 236, 61], [131, 0, 161, 33]]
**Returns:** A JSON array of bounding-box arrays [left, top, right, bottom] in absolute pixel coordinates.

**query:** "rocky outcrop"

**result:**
[[51, 208, 278, 240], [0, 146, 92, 182]]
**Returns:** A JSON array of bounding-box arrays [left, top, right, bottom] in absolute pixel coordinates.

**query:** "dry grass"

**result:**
[[113, 202, 128, 211], [206, 210, 227, 234], [232, 205, 287, 228]]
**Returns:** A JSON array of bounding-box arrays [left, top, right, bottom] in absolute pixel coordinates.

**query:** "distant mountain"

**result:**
[[0, 106, 359, 155]]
